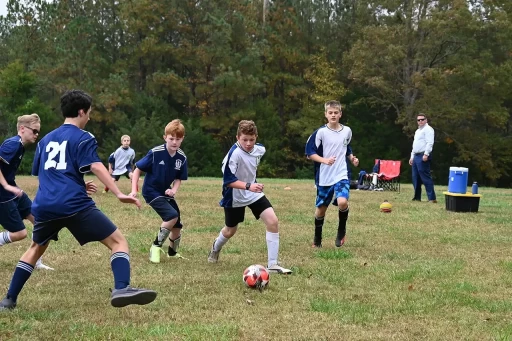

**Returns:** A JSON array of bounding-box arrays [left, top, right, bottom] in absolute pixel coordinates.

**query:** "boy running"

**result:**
[[0, 114, 53, 270], [0, 90, 157, 310], [130, 119, 188, 264], [207, 120, 292, 274], [103, 135, 136, 193], [305, 100, 359, 248]]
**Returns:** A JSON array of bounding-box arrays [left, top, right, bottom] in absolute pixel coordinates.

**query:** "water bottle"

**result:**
[[471, 182, 478, 195]]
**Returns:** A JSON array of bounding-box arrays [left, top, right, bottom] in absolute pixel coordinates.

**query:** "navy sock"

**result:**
[[7, 261, 34, 302], [111, 252, 130, 290], [337, 208, 349, 240]]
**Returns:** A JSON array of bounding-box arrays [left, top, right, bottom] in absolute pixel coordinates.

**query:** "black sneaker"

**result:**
[[0, 296, 16, 310], [312, 236, 322, 248], [110, 286, 157, 308], [335, 236, 346, 248]]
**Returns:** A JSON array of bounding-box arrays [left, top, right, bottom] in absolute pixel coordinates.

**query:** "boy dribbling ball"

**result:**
[[207, 120, 292, 274]]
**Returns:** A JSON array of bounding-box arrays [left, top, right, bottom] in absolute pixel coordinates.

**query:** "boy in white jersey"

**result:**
[[305, 100, 359, 248], [207, 120, 292, 274], [103, 135, 136, 193]]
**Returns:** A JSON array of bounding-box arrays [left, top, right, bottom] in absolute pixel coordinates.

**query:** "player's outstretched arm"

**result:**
[[129, 168, 142, 197], [0, 168, 23, 197], [90, 162, 141, 208]]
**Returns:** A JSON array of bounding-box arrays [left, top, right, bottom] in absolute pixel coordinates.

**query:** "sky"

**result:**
[[0, 0, 7, 17]]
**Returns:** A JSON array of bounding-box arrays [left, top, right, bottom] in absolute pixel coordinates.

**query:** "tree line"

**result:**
[[1, 0, 511, 187]]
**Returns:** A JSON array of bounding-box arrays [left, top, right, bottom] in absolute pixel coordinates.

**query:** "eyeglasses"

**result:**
[[23, 126, 40, 135], [417, 118, 426, 122]]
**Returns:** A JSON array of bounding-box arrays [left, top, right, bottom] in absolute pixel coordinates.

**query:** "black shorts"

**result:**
[[112, 171, 131, 181], [0, 192, 32, 232], [224, 196, 273, 228], [32, 206, 117, 246], [149, 197, 183, 228]]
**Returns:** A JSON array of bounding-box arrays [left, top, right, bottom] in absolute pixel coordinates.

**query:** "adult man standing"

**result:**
[[409, 113, 437, 203]]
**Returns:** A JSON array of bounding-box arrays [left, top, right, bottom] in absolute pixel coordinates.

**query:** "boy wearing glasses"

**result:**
[[0, 90, 156, 310], [0, 114, 53, 270], [409, 113, 436, 202], [305, 101, 359, 248]]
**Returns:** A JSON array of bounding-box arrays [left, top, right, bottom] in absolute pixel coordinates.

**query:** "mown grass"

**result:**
[[1, 177, 512, 340]]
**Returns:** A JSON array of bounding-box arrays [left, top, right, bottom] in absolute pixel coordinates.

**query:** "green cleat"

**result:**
[[149, 244, 164, 263]]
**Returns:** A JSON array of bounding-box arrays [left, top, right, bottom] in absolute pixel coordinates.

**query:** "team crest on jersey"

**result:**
[[255, 156, 261, 166], [175, 160, 182, 170], [343, 138, 350, 146]]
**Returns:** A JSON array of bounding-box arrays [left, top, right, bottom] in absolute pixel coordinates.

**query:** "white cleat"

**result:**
[[35, 259, 55, 271], [267, 263, 292, 274]]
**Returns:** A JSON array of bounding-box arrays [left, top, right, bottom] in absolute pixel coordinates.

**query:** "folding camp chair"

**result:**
[[376, 160, 401, 192], [361, 159, 401, 192]]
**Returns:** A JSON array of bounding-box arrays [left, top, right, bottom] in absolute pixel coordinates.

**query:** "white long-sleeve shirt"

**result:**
[[411, 123, 434, 158]]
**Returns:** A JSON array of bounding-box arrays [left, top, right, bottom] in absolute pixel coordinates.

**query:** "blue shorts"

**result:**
[[0, 193, 32, 232], [32, 206, 117, 246], [316, 179, 350, 207], [149, 197, 183, 228]]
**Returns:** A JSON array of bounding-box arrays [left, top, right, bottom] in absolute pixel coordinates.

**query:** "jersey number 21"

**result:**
[[44, 141, 68, 170]]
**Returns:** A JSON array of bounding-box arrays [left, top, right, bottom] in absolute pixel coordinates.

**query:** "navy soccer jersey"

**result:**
[[305, 124, 352, 186], [220, 142, 265, 208], [0, 135, 24, 203], [136, 145, 188, 204], [31, 124, 101, 222]]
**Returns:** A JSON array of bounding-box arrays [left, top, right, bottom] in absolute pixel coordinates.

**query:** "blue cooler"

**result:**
[[448, 167, 468, 194]]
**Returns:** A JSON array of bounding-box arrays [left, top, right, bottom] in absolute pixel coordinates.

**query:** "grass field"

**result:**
[[1, 176, 512, 340]]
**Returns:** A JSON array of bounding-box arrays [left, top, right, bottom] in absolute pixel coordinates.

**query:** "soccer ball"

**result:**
[[380, 200, 392, 213], [243, 264, 270, 289]]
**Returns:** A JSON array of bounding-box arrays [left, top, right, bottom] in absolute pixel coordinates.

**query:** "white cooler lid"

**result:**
[[449, 167, 468, 172]]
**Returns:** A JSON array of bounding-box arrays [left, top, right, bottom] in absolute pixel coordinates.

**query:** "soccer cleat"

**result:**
[[311, 243, 322, 248], [110, 286, 157, 308], [335, 236, 346, 248], [267, 264, 293, 274], [312, 236, 322, 248], [35, 258, 55, 271], [0, 296, 16, 310], [149, 244, 164, 263], [207, 239, 220, 263]]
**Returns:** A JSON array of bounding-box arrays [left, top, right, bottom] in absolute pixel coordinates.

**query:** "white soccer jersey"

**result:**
[[220, 142, 265, 208], [111, 146, 135, 175], [305, 125, 352, 186]]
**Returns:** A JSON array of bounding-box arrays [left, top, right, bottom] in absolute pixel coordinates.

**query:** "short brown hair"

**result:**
[[237, 120, 258, 136], [17, 113, 40, 130], [417, 113, 428, 120], [164, 119, 185, 138], [324, 100, 342, 112]]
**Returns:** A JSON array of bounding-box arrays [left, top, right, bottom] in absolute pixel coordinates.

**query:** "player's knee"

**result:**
[[337, 198, 348, 210], [162, 216, 178, 229], [265, 217, 279, 233], [222, 226, 237, 238], [10, 229, 28, 242]]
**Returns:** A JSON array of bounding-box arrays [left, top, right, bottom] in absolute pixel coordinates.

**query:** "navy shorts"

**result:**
[[149, 197, 183, 228], [112, 171, 131, 181], [224, 196, 273, 228], [316, 179, 350, 207], [32, 206, 117, 246], [0, 192, 32, 232]]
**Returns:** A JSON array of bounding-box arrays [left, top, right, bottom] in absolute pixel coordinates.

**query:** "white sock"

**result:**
[[266, 231, 279, 267], [0, 231, 12, 246], [213, 232, 229, 252]]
